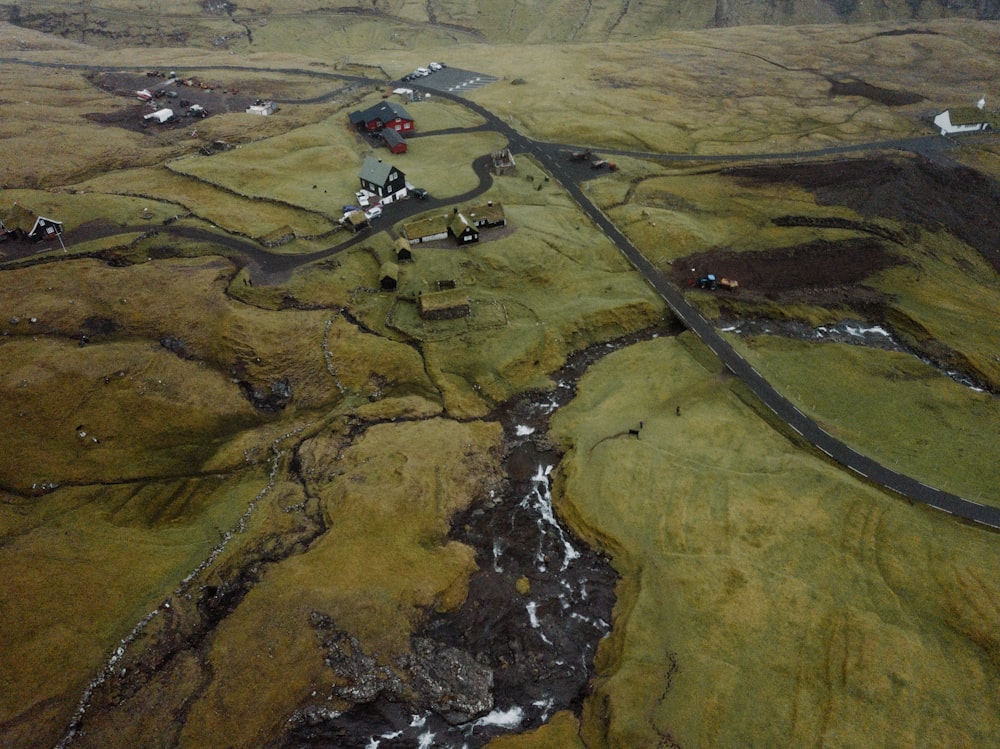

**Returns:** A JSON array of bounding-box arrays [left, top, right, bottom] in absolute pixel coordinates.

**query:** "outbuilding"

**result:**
[[379, 127, 408, 154], [344, 210, 371, 233], [379, 261, 399, 291], [143, 108, 174, 124], [246, 100, 279, 116], [395, 236, 413, 262], [418, 288, 471, 320]]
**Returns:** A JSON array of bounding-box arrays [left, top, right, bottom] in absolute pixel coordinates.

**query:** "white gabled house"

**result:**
[[933, 108, 993, 136]]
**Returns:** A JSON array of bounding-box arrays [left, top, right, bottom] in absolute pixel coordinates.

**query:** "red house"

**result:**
[[349, 101, 414, 134]]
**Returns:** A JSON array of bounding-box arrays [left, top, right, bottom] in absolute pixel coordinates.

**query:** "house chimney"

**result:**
[[453, 207, 458, 214], [487, 200, 493, 207]]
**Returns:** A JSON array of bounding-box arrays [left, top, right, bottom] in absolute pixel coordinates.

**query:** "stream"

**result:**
[[280, 323, 682, 748]]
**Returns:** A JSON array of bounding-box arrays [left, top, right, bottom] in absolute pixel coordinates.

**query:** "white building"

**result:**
[[933, 109, 991, 136]]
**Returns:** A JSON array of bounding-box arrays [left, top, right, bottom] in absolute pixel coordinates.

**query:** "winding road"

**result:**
[[3, 56, 998, 529]]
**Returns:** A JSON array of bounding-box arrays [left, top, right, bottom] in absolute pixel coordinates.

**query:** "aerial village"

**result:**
[[2, 61, 995, 323]]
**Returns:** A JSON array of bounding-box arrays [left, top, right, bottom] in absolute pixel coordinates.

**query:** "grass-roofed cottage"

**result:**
[[465, 201, 506, 229], [933, 107, 996, 135], [1, 202, 64, 243], [448, 210, 479, 245], [359, 156, 407, 204], [394, 236, 413, 261], [403, 215, 448, 244]]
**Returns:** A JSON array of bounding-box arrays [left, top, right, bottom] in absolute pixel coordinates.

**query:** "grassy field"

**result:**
[[730, 335, 1000, 505], [2, 13, 1000, 749], [547, 336, 1000, 748]]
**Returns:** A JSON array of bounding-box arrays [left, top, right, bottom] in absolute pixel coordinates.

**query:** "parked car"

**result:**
[[414, 67, 431, 77], [365, 205, 383, 220], [411, 187, 429, 200], [428, 62, 443, 71], [342, 205, 361, 215]]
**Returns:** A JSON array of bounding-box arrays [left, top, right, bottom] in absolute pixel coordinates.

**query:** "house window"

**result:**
[[390, 172, 397, 180]]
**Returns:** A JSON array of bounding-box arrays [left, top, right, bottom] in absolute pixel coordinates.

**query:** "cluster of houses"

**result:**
[[349, 101, 414, 154], [402, 202, 506, 246], [0, 203, 64, 244]]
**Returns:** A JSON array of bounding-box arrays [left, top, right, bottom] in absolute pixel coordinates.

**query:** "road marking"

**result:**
[[850, 467, 868, 478], [818, 447, 833, 458], [790, 425, 802, 436]]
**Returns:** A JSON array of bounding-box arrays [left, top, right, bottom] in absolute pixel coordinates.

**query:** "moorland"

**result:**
[[1, 2, 1000, 748]]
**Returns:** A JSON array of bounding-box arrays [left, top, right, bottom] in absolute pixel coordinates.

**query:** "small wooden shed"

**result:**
[[395, 237, 413, 262], [379, 261, 399, 291]]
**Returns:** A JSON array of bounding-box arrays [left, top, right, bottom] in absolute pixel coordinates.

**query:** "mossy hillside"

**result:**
[[869, 229, 1000, 389], [75, 167, 337, 240], [550, 336, 1000, 748], [0, 468, 269, 745], [600, 165, 864, 264], [731, 335, 1000, 505], [459, 22, 1000, 153], [0, 64, 168, 188], [176, 418, 503, 748], [0, 187, 183, 237]]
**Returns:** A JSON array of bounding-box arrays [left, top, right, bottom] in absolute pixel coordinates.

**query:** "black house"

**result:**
[[359, 156, 407, 203]]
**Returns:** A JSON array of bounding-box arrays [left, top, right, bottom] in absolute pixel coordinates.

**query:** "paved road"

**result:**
[[419, 85, 1000, 530], [3, 56, 998, 528]]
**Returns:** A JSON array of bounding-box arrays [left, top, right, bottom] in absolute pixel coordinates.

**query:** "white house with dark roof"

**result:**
[[358, 156, 407, 203]]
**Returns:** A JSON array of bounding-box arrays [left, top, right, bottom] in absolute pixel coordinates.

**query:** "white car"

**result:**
[[414, 67, 431, 77], [365, 205, 383, 220], [428, 62, 443, 71]]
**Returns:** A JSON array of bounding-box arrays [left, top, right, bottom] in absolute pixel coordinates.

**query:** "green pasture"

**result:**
[[0, 469, 269, 748], [546, 335, 1000, 749], [732, 334, 1000, 505], [75, 167, 336, 239]]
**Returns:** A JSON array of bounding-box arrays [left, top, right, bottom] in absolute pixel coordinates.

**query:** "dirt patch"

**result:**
[[85, 71, 257, 133], [726, 156, 1000, 272], [673, 237, 905, 301], [826, 77, 924, 106]]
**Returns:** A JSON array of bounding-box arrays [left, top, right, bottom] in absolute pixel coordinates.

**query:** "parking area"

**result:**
[[399, 66, 499, 96]]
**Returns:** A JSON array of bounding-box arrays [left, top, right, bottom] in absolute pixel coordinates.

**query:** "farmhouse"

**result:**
[[349, 101, 414, 134], [418, 288, 471, 320], [448, 211, 479, 245], [359, 156, 407, 203], [403, 215, 448, 244], [379, 127, 408, 154], [465, 201, 506, 229], [933, 108, 993, 135], [1, 203, 63, 242]]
